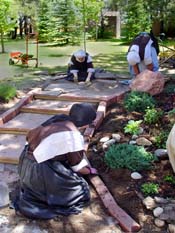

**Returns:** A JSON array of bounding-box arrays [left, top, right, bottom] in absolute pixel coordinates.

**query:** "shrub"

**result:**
[[104, 143, 156, 171], [168, 108, 175, 123], [124, 120, 142, 135], [163, 175, 175, 184], [0, 84, 17, 102], [164, 83, 175, 95], [124, 91, 156, 113], [141, 182, 159, 195], [154, 131, 169, 149], [144, 107, 163, 124]]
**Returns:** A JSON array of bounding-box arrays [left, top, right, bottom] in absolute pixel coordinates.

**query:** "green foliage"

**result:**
[[154, 131, 169, 149], [144, 107, 163, 125], [168, 108, 175, 123], [104, 143, 155, 171], [124, 91, 156, 113], [124, 120, 142, 135], [123, 0, 151, 39], [0, 0, 16, 53], [0, 84, 16, 102], [164, 83, 175, 94], [163, 175, 175, 184], [141, 182, 159, 196]]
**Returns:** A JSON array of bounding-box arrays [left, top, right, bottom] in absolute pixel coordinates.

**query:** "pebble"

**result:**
[[112, 134, 121, 142], [153, 207, 164, 217], [142, 196, 157, 210], [131, 172, 142, 180], [100, 136, 110, 143], [154, 218, 165, 228]]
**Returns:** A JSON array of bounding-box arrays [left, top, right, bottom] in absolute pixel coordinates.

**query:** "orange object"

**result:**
[[10, 52, 22, 59]]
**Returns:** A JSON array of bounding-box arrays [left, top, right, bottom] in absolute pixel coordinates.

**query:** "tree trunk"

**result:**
[[0, 29, 5, 53]]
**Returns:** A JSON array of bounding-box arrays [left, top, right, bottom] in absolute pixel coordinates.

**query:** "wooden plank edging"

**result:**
[[90, 175, 141, 232], [0, 94, 34, 125], [20, 107, 69, 115]]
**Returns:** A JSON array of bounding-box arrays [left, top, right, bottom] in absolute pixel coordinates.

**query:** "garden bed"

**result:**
[[88, 78, 175, 232]]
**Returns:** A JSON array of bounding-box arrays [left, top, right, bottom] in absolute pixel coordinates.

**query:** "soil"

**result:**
[[87, 78, 175, 232], [0, 77, 175, 232]]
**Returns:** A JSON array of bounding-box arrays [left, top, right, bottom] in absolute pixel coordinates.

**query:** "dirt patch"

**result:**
[[87, 79, 175, 232], [0, 77, 175, 232]]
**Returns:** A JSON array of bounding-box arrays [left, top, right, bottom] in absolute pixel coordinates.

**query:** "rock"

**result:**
[[138, 127, 144, 134], [132, 134, 138, 140], [129, 140, 137, 145], [102, 139, 116, 150], [100, 136, 110, 143], [142, 196, 157, 210], [130, 70, 165, 96], [136, 137, 152, 146], [168, 224, 175, 233], [154, 196, 169, 204], [166, 124, 175, 172], [0, 182, 9, 207], [154, 218, 165, 228], [112, 133, 121, 142], [131, 172, 142, 180], [159, 204, 175, 221], [154, 149, 168, 159], [153, 207, 164, 217]]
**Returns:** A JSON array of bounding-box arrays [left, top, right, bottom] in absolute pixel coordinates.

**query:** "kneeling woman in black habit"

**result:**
[[15, 103, 98, 219]]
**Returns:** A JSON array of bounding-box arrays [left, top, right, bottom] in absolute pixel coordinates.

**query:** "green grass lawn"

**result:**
[[0, 39, 174, 90]]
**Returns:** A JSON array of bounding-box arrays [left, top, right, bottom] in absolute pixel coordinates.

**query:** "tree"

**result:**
[[0, 0, 16, 53], [123, 0, 151, 39]]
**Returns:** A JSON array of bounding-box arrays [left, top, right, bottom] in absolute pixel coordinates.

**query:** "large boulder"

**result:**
[[130, 70, 165, 96], [166, 124, 175, 173]]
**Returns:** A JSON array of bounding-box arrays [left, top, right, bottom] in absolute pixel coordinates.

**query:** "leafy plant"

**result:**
[[0, 84, 17, 102], [144, 107, 163, 124], [168, 108, 175, 123], [164, 83, 175, 95], [124, 120, 142, 135], [104, 143, 156, 171], [154, 131, 169, 149], [124, 91, 156, 113], [163, 175, 175, 184], [141, 182, 159, 195]]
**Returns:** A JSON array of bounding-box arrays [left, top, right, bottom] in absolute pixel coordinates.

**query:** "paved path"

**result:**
[[0, 77, 142, 232]]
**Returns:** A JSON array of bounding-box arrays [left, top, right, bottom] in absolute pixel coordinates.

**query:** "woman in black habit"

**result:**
[[15, 103, 98, 219]]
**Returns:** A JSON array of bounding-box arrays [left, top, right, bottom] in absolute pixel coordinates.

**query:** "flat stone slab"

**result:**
[[42, 79, 129, 98], [2, 113, 53, 130], [23, 99, 75, 110], [0, 134, 26, 163]]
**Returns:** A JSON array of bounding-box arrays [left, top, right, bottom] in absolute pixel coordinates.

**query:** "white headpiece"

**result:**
[[74, 50, 86, 58]]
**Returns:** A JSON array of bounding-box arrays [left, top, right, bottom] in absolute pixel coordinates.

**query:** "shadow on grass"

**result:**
[[93, 53, 129, 74]]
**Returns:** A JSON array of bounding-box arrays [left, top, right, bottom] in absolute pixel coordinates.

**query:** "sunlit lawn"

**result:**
[[0, 39, 174, 89]]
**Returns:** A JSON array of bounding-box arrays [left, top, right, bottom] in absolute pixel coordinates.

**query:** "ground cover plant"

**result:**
[[88, 77, 175, 232], [0, 84, 17, 102]]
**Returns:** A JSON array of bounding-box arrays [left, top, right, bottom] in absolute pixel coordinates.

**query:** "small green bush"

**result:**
[[144, 107, 163, 124], [124, 120, 142, 135], [164, 83, 175, 94], [163, 175, 175, 184], [104, 143, 156, 171], [124, 91, 156, 113], [168, 108, 175, 123], [154, 131, 169, 149], [141, 182, 159, 195], [0, 84, 17, 102]]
